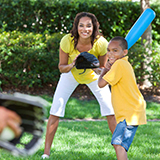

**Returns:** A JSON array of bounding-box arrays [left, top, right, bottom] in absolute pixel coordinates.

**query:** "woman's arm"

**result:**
[[58, 48, 76, 73]]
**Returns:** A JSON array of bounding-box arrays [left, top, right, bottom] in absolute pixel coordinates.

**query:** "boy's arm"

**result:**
[[98, 61, 112, 88]]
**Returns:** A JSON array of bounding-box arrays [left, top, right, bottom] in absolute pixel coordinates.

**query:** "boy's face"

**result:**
[[107, 40, 128, 64]]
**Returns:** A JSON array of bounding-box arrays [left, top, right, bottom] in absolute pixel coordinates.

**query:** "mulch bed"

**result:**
[[71, 85, 160, 103], [1, 84, 160, 103]]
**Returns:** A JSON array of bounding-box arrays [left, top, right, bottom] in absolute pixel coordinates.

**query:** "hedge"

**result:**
[[0, 0, 159, 91], [0, 31, 65, 88], [0, 0, 159, 41]]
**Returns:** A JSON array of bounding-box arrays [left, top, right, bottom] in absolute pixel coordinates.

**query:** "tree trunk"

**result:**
[[140, 0, 152, 88]]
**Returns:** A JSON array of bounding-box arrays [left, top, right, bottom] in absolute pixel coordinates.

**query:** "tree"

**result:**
[[140, 0, 153, 88]]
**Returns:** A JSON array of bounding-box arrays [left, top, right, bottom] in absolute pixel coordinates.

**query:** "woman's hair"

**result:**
[[111, 36, 128, 50], [70, 12, 102, 49]]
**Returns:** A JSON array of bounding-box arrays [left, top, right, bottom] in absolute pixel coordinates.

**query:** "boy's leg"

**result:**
[[106, 115, 117, 134], [113, 144, 128, 160], [111, 120, 138, 160], [87, 80, 116, 134], [43, 72, 78, 157]]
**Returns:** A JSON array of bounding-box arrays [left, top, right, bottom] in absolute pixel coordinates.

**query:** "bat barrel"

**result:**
[[125, 8, 156, 49]]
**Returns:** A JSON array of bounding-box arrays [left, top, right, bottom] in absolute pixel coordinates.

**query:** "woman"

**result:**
[[42, 12, 117, 159]]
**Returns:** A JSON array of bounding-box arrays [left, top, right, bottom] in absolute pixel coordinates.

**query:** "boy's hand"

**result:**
[[105, 61, 112, 71], [93, 68, 102, 75]]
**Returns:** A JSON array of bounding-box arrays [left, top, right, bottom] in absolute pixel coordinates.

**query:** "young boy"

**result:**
[[98, 36, 147, 160]]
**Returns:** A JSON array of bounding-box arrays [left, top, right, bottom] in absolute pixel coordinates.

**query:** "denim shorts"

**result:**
[[111, 119, 138, 151]]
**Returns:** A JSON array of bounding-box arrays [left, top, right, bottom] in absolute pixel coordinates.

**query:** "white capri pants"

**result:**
[[50, 71, 114, 117]]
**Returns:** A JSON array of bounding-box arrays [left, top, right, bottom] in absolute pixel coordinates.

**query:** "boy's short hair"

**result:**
[[111, 36, 128, 50]]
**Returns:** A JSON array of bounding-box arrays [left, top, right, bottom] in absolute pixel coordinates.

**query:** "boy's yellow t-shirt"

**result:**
[[103, 56, 147, 125], [60, 34, 108, 84]]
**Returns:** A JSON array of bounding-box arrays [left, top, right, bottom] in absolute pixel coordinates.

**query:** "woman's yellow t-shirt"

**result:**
[[103, 56, 147, 125], [60, 34, 108, 84]]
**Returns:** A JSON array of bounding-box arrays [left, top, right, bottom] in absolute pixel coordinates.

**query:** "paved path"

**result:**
[[45, 118, 160, 122]]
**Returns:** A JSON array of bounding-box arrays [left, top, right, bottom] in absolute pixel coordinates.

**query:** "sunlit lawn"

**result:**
[[43, 96, 160, 120], [0, 97, 160, 160]]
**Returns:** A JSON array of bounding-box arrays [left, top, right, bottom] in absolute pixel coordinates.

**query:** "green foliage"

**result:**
[[0, 31, 65, 88], [129, 40, 146, 84], [0, 0, 159, 90], [149, 48, 160, 89], [128, 39, 160, 87], [0, 0, 159, 42], [151, 5, 160, 43]]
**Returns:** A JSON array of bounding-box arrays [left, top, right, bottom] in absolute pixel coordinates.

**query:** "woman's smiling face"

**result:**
[[78, 16, 93, 39]]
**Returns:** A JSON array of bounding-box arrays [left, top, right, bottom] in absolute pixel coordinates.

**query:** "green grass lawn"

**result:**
[[42, 96, 160, 120], [1, 121, 160, 160], [0, 97, 160, 160]]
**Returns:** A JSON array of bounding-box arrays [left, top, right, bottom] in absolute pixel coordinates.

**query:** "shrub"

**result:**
[[0, 31, 65, 88], [0, 0, 159, 91]]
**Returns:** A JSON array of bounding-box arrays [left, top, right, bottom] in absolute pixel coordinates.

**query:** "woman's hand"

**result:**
[[72, 55, 78, 67]]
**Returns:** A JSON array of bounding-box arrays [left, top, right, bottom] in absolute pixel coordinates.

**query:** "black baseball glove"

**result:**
[[0, 93, 47, 156], [75, 52, 100, 74]]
